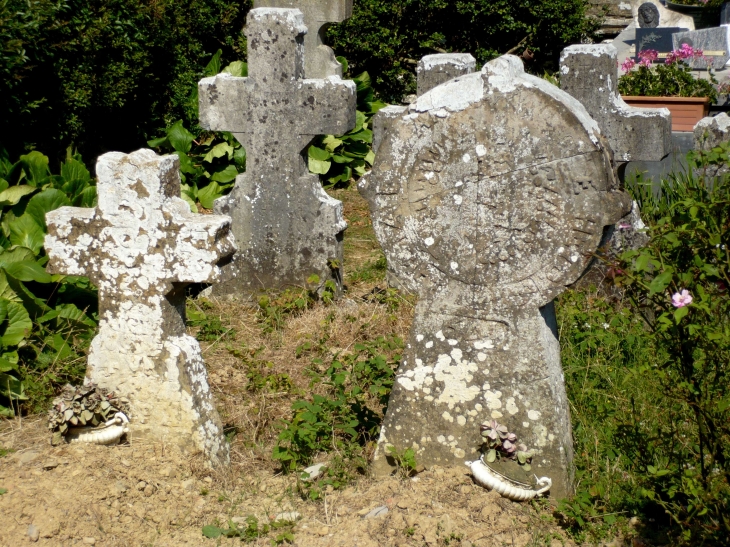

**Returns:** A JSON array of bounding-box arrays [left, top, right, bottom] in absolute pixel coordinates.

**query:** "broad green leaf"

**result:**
[[147, 136, 168, 148], [3, 274, 50, 317], [0, 371, 26, 400], [25, 189, 71, 230], [175, 151, 197, 175], [0, 178, 7, 193], [309, 146, 331, 161], [0, 185, 36, 206], [2, 261, 52, 283], [54, 303, 96, 327], [0, 300, 6, 326], [0, 247, 36, 268], [7, 214, 44, 254], [76, 187, 97, 208], [336, 56, 348, 73], [331, 155, 351, 164], [486, 449, 497, 463], [0, 272, 18, 303], [202, 525, 223, 539], [322, 135, 343, 153], [60, 158, 91, 186], [203, 142, 234, 163], [674, 305, 689, 323], [309, 157, 331, 175], [209, 165, 238, 183], [0, 301, 31, 346], [365, 150, 376, 165], [341, 142, 370, 158], [309, 146, 332, 175], [342, 128, 372, 143], [222, 61, 247, 77], [167, 121, 195, 154], [197, 182, 226, 210], [18, 151, 50, 186], [648, 271, 673, 295], [233, 146, 246, 170], [204, 49, 222, 77]]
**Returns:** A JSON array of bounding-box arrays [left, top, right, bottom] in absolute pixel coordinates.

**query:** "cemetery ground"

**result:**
[[0, 184, 684, 547]]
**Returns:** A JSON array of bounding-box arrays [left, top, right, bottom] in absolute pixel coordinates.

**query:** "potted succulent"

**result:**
[[619, 45, 718, 131]]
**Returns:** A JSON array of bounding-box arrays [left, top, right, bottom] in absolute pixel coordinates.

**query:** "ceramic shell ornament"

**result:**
[[466, 456, 552, 501]]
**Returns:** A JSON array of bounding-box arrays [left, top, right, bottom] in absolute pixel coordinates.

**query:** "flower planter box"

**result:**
[[621, 96, 710, 131]]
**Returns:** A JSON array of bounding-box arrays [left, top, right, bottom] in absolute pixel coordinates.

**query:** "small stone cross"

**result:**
[[199, 8, 356, 294], [254, 0, 353, 78], [44, 149, 235, 466], [360, 56, 631, 498], [560, 44, 671, 162]]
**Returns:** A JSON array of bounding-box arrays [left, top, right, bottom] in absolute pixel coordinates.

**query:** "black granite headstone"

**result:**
[[721, 3, 730, 26], [635, 27, 689, 62]]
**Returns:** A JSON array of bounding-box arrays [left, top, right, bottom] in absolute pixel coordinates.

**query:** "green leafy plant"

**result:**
[[618, 46, 718, 102], [273, 335, 402, 475], [385, 445, 419, 478], [327, 0, 597, 102], [148, 51, 247, 211], [0, 0, 249, 163], [609, 159, 730, 543], [308, 64, 385, 188], [0, 147, 98, 416]]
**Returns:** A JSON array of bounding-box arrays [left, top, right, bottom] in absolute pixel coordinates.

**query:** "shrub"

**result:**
[[0, 0, 250, 165], [326, 0, 597, 102], [0, 147, 98, 416], [558, 148, 730, 545]]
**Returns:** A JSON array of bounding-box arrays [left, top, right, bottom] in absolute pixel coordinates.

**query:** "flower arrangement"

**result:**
[[618, 45, 718, 103]]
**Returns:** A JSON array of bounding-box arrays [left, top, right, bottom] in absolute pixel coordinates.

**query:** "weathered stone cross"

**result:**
[[254, 0, 353, 78], [360, 56, 631, 498], [45, 149, 235, 466], [560, 44, 671, 162], [199, 8, 356, 294]]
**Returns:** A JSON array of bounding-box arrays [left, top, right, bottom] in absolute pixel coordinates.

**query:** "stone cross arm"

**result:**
[[199, 74, 356, 138], [45, 150, 236, 295]]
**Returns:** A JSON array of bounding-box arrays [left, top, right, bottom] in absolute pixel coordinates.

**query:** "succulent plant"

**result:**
[[479, 420, 535, 471], [47, 383, 131, 446]]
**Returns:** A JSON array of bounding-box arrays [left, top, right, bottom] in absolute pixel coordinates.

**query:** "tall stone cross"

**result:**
[[359, 56, 631, 498], [199, 8, 356, 294], [560, 44, 671, 162], [44, 149, 235, 466], [253, 0, 353, 78]]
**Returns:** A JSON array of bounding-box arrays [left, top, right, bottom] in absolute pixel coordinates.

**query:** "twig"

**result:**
[[505, 36, 528, 56]]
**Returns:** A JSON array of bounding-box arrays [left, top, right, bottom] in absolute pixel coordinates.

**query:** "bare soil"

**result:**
[[0, 186, 580, 547]]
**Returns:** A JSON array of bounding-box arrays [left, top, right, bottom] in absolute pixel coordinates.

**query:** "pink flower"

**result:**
[[672, 289, 693, 308], [621, 57, 636, 73]]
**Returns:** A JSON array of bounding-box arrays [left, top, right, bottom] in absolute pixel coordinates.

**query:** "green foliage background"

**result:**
[[327, 0, 597, 102], [0, 0, 250, 165]]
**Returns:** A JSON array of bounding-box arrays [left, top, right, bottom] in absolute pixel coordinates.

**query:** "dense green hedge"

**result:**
[[328, 0, 597, 102], [0, 0, 250, 165]]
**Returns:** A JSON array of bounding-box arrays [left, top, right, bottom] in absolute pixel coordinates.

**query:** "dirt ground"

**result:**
[[0, 186, 587, 547]]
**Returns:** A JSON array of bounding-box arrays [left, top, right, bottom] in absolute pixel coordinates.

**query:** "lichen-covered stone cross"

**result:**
[[44, 149, 235, 466], [199, 8, 356, 294], [254, 0, 353, 78]]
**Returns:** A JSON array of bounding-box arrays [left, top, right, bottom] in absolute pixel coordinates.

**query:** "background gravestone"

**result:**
[[199, 8, 356, 295], [359, 56, 631, 498], [673, 28, 730, 69], [417, 54, 477, 96], [253, 0, 352, 78], [560, 44, 671, 162], [44, 149, 235, 466], [635, 27, 688, 61]]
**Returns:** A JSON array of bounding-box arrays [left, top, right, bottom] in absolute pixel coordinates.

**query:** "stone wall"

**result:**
[[587, 0, 633, 35]]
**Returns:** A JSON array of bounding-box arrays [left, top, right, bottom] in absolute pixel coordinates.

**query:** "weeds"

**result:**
[[273, 335, 402, 478]]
